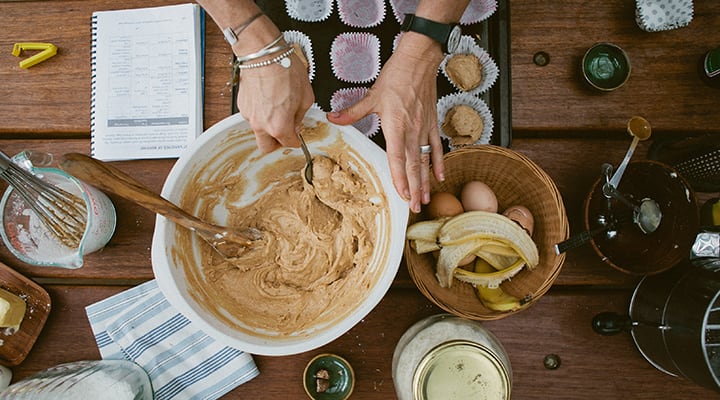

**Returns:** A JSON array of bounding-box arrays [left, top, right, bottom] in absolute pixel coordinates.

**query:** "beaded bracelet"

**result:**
[[235, 35, 286, 64], [236, 47, 295, 70]]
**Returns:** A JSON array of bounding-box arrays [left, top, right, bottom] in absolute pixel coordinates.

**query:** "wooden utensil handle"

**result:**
[[58, 153, 208, 232]]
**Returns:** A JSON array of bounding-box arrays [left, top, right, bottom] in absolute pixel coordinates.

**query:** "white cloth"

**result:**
[[86, 280, 259, 400]]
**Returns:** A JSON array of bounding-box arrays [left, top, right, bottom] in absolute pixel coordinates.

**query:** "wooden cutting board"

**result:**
[[0, 261, 51, 366]]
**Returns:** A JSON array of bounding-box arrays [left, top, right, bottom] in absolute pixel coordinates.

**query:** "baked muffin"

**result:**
[[445, 54, 483, 91], [441, 104, 484, 146]]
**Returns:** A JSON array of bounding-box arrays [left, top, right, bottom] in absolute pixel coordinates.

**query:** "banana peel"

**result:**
[[454, 258, 525, 288], [471, 259, 523, 312], [407, 210, 539, 289], [700, 198, 720, 226]]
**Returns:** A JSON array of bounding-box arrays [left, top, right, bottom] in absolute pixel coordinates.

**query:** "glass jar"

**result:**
[[392, 314, 512, 400], [700, 46, 720, 88], [0, 360, 153, 399]]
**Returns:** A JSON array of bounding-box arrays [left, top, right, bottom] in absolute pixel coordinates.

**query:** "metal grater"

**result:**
[[648, 135, 720, 192], [675, 149, 720, 181]]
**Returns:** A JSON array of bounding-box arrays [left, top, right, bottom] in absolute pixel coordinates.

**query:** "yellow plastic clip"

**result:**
[[12, 42, 57, 69]]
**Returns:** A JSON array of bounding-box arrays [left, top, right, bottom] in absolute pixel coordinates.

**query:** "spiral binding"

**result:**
[[90, 14, 98, 158]]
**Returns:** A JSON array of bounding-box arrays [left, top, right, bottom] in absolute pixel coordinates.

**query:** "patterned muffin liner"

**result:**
[[388, 0, 416, 24], [330, 32, 381, 84], [337, 0, 386, 28], [284, 0, 333, 22], [389, 0, 497, 25], [391, 32, 404, 53], [460, 0, 498, 25], [330, 87, 381, 138], [283, 30, 316, 82], [440, 35, 499, 95], [437, 92, 493, 149], [634, 0, 693, 32]]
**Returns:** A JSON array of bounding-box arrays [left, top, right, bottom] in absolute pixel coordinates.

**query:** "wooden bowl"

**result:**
[[404, 145, 569, 320]]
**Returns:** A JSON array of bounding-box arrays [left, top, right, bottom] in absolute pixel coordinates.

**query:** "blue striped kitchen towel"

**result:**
[[86, 280, 259, 400]]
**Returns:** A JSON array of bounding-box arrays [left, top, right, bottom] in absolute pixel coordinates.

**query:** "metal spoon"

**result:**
[[554, 214, 623, 254], [554, 214, 616, 254], [58, 153, 262, 257], [298, 133, 313, 185], [607, 116, 652, 189], [602, 182, 662, 234]]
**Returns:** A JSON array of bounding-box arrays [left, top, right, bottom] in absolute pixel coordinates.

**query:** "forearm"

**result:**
[[416, 0, 471, 23], [196, 0, 282, 56]]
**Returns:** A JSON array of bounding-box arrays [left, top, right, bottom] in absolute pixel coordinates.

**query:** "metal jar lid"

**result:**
[[412, 340, 511, 400]]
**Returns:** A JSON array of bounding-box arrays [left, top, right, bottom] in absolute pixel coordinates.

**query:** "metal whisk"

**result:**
[[0, 151, 87, 249]]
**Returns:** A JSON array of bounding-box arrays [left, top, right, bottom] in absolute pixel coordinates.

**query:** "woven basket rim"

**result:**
[[406, 145, 569, 320]]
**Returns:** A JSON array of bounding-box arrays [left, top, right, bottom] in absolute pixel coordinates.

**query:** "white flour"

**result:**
[[3, 176, 82, 267], [0, 361, 152, 399], [54, 370, 137, 399]]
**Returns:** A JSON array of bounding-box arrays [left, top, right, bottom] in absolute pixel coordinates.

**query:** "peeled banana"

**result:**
[[454, 258, 525, 288], [407, 210, 539, 289], [472, 259, 523, 311]]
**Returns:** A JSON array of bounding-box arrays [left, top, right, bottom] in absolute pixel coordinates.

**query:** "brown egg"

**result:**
[[460, 181, 498, 212], [427, 192, 464, 218], [503, 205, 534, 235]]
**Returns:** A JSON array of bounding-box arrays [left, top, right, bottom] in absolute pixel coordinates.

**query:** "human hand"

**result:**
[[236, 51, 315, 153], [327, 36, 445, 214]]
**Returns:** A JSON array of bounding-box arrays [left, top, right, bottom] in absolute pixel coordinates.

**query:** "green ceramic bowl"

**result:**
[[582, 43, 631, 91], [303, 353, 354, 400]]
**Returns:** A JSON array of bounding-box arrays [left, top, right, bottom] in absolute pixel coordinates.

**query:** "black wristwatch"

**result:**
[[401, 13, 462, 54]]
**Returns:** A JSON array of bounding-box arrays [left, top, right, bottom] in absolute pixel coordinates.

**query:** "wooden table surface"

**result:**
[[1, 0, 720, 398]]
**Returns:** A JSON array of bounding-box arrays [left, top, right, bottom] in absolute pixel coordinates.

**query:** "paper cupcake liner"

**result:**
[[437, 92, 493, 149], [634, 0, 693, 32], [460, 0, 498, 25], [330, 32, 381, 84], [284, 0, 333, 22], [283, 30, 316, 82], [330, 87, 380, 138], [392, 32, 403, 53], [440, 35, 499, 95], [389, 0, 496, 25], [337, 0, 386, 28], [388, 0, 417, 24]]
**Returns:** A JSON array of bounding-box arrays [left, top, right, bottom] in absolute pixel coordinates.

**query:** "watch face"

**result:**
[[447, 25, 462, 53]]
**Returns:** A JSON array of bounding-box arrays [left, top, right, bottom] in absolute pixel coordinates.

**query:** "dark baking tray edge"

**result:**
[[231, 2, 512, 149]]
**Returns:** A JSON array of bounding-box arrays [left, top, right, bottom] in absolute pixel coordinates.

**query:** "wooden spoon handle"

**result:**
[[58, 153, 214, 234]]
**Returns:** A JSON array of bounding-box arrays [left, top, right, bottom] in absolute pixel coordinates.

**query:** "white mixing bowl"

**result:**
[[152, 109, 408, 355]]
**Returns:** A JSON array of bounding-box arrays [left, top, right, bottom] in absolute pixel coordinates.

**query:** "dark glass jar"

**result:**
[[700, 46, 720, 88]]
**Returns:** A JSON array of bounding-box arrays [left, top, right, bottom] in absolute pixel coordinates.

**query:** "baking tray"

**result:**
[[232, 1, 511, 150], [0, 261, 51, 366]]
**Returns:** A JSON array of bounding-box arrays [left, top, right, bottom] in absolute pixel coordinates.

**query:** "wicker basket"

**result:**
[[404, 145, 569, 320]]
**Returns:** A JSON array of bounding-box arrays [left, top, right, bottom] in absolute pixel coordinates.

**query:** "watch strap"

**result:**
[[401, 14, 452, 52]]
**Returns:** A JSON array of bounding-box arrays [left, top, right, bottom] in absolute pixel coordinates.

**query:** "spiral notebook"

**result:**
[[91, 4, 204, 161]]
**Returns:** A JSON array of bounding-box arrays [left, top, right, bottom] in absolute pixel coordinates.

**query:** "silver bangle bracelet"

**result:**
[[223, 11, 264, 45], [236, 47, 295, 70], [235, 35, 286, 64]]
